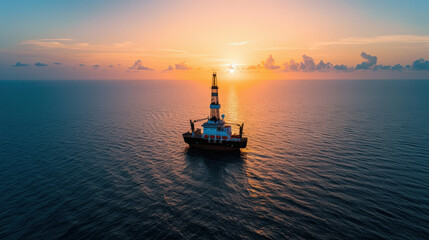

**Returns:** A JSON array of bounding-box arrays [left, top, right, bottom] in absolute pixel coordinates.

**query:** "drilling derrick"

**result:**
[[210, 72, 220, 122]]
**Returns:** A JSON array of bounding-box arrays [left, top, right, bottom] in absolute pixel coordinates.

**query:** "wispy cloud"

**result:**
[[226, 40, 249, 46], [32, 38, 73, 41], [135, 48, 207, 58], [113, 42, 132, 48], [20, 39, 74, 48], [253, 47, 305, 51], [311, 35, 429, 49], [20, 38, 133, 52], [207, 58, 234, 62], [137, 48, 188, 53]]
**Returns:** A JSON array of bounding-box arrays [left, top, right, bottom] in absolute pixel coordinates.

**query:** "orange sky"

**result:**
[[1, 0, 429, 80]]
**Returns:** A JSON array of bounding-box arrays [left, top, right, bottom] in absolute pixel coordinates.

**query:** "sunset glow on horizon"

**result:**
[[1, 1, 429, 238], [1, 0, 429, 80]]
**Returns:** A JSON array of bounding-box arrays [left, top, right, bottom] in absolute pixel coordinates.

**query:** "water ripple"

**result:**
[[0, 80, 428, 239]]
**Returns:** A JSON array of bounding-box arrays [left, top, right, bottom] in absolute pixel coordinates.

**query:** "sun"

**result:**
[[228, 64, 236, 73]]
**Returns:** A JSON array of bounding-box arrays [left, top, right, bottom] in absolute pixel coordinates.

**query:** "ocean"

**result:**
[[0, 79, 428, 239]]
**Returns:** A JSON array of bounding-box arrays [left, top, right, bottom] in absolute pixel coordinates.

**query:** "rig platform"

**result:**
[[183, 73, 247, 150]]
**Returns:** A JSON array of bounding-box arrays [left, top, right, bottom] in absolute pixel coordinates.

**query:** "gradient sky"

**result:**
[[1, 0, 429, 80]]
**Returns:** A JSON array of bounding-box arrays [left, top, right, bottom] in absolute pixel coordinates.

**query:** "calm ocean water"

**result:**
[[0, 79, 428, 239]]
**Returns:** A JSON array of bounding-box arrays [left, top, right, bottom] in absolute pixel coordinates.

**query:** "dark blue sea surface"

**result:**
[[0, 79, 428, 239]]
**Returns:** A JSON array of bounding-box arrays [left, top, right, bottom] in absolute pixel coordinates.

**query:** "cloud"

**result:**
[[93, 65, 100, 68], [249, 52, 428, 73], [373, 64, 391, 71], [333, 64, 350, 71], [162, 65, 174, 72], [283, 55, 333, 72], [29, 38, 73, 41], [135, 48, 207, 58], [138, 48, 188, 54], [129, 59, 153, 71], [246, 65, 259, 70], [284, 59, 299, 71], [13, 62, 30, 67], [279, 52, 417, 72], [226, 41, 249, 46], [246, 55, 281, 70], [79, 64, 85, 67], [263, 55, 280, 69], [53, 62, 62, 65], [315, 60, 333, 71], [254, 47, 305, 51], [356, 52, 377, 70], [175, 61, 192, 70], [391, 64, 404, 71], [299, 55, 317, 72], [312, 35, 429, 49], [109, 65, 114, 68], [412, 58, 429, 70], [34, 62, 48, 67], [20, 38, 133, 52], [20, 39, 74, 48]]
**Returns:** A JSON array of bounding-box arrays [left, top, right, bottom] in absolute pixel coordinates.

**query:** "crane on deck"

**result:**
[[226, 122, 245, 139], [190, 117, 209, 136]]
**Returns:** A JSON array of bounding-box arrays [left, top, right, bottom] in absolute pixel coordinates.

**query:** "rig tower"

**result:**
[[210, 72, 220, 122]]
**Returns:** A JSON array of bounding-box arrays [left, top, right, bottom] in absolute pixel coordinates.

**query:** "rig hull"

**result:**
[[183, 133, 247, 150]]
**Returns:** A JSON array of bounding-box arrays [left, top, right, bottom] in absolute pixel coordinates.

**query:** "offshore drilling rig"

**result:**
[[183, 73, 247, 150]]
